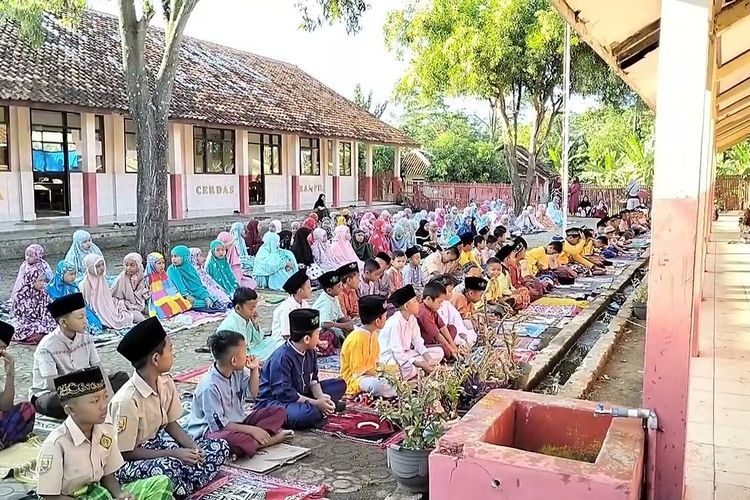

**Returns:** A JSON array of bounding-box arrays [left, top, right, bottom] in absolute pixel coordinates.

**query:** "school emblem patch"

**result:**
[[117, 416, 128, 433], [38, 455, 53, 475], [99, 435, 112, 450]]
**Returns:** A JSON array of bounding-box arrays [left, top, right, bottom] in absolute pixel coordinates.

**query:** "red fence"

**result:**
[[404, 181, 651, 213], [358, 174, 396, 203]]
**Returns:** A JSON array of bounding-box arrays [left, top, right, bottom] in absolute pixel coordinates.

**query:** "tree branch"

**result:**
[[155, 0, 199, 105]]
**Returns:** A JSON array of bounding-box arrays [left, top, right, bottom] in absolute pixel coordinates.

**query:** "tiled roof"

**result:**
[[401, 149, 430, 178], [0, 10, 417, 146]]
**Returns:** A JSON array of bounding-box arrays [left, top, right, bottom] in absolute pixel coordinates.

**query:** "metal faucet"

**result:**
[[595, 404, 658, 430]]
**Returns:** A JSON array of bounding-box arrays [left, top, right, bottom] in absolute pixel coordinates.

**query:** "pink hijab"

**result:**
[[80, 254, 134, 329], [329, 225, 361, 268], [370, 219, 391, 256], [217, 231, 243, 282]]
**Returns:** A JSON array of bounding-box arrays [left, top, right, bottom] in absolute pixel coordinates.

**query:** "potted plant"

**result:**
[[378, 372, 446, 493], [632, 285, 648, 320]]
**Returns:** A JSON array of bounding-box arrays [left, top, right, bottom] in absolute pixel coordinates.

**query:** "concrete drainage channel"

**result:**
[[522, 257, 649, 394]]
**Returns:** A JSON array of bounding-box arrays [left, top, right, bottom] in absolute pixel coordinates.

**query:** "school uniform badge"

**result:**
[[99, 435, 112, 450], [38, 455, 53, 475], [117, 416, 128, 433]]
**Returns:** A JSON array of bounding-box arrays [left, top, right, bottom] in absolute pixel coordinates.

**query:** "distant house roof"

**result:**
[[0, 10, 416, 146], [499, 145, 555, 180], [401, 149, 431, 178]]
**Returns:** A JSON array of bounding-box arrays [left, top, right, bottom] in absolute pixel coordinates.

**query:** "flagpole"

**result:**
[[561, 23, 571, 230]]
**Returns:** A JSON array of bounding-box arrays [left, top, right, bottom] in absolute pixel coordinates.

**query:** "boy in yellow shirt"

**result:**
[[458, 234, 481, 268], [340, 295, 395, 398], [524, 241, 563, 276]]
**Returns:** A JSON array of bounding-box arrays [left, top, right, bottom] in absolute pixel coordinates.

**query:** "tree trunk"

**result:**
[[134, 103, 170, 258]]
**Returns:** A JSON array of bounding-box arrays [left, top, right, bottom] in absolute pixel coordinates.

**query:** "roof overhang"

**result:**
[[550, 0, 750, 152]]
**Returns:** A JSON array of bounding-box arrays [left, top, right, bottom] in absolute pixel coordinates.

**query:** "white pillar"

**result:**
[[332, 138, 341, 207], [642, 0, 712, 498], [80, 112, 98, 225], [10, 106, 35, 221], [366, 144, 374, 177], [394, 146, 402, 178]]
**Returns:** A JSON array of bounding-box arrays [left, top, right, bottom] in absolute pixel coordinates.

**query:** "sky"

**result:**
[[88, 0, 593, 126]]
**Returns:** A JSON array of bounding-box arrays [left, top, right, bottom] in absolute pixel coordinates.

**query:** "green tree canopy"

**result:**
[[385, 0, 632, 211]]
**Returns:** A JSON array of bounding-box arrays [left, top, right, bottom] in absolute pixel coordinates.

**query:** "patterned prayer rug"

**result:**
[[0, 436, 42, 484], [514, 338, 541, 351], [513, 349, 539, 364], [524, 304, 581, 318], [501, 322, 547, 338], [187, 466, 328, 499], [316, 351, 341, 372]]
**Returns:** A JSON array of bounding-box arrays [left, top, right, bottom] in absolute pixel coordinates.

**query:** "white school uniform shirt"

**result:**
[[271, 297, 310, 338], [438, 300, 476, 346], [378, 311, 428, 368]]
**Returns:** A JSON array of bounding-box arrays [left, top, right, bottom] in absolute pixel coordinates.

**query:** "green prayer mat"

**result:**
[[68, 475, 172, 500]]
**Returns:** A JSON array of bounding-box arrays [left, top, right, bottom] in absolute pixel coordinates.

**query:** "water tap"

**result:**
[[595, 404, 658, 430]]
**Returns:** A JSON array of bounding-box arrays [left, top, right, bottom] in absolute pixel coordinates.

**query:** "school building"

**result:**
[[0, 10, 415, 226]]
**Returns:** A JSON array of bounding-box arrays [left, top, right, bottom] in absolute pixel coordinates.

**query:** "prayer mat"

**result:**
[[502, 322, 547, 338], [0, 436, 41, 484], [533, 297, 590, 308], [228, 444, 311, 474], [318, 369, 341, 381], [259, 293, 286, 305], [514, 338, 541, 351], [513, 349, 539, 364], [316, 351, 341, 372], [187, 466, 328, 499], [174, 365, 210, 384], [313, 411, 403, 448], [33, 414, 63, 439], [524, 304, 581, 318]]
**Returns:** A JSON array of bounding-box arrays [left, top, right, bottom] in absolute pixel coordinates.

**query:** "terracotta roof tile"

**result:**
[[0, 10, 417, 146]]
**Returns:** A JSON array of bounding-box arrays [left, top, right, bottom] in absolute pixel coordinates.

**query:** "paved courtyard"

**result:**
[[0, 217, 596, 499]]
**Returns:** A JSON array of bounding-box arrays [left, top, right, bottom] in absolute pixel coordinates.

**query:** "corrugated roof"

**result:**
[[0, 10, 417, 146], [550, 0, 750, 152]]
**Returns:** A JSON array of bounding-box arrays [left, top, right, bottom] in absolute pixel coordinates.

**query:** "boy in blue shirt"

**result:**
[[255, 309, 346, 429], [187, 330, 292, 458]]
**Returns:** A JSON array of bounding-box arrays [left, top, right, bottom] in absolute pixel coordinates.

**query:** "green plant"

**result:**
[[377, 372, 447, 450], [633, 285, 648, 303]]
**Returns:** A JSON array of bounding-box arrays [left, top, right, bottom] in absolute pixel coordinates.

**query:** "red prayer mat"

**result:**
[[173, 365, 210, 384], [187, 466, 328, 500]]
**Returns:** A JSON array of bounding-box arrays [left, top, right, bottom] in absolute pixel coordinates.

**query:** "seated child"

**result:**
[[416, 281, 459, 359], [255, 309, 347, 430], [493, 225, 508, 246], [375, 252, 393, 296], [422, 245, 460, 278], [37, 368, 172, 500], [341, 295, 396, 398], [379, 285, 444, 379], [0, 322, 35, 451], [453, 262, 483, 294], [271, 269, 311, 339], [387, 251, 406, 291], [490, 250, 531, 311], [458, 233, 481, 267], [31, 294, 129, 419], [431, 275, 477, 346], [216, 287, 284, 362], [450, 276, 488, 320], [473, 235, 487, 266], [314, 270, 355, 347], [108, 318, 230, 496], [594, 235, 620, 259], [402, 246, 429, 297], [358, 259, 385, 297], [485, 235, 499, 260], [337, 262, 361, 318], [186, 330, 293, 458]]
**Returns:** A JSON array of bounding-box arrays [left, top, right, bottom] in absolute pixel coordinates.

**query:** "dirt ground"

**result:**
[[587, 318, 646, 408]]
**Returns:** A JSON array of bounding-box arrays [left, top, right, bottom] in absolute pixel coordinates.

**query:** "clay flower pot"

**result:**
[[633, 300, 647, 320], [386, 444, 432, 493]]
